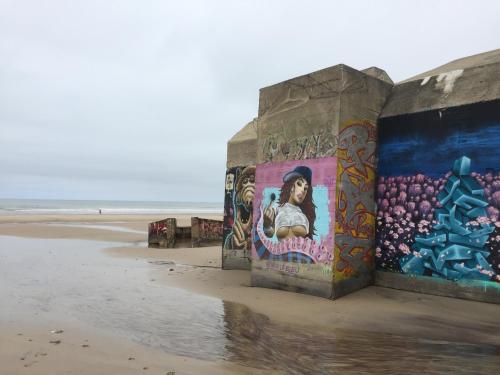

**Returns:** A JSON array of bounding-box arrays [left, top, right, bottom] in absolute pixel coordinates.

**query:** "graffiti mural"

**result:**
[[223, 166, 256, 254], [252, 157, 336, 269], [148, 218, 176, 248], [198, 219, 223, 240], [400, 156, 495, 279], [260, 119, 338, 162], [191, 217, 223, 247], [376, 100, 500, 283], [334, 120, 377, 280]]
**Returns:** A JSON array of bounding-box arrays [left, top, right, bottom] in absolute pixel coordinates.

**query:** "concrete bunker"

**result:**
[[224, 63, 393, 299], [148, 217, 223, 248], [223, 48, 500, 304]]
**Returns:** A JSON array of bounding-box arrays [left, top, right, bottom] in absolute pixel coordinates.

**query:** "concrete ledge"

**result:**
[[333, 272, 374, 299], [375, 271, 500, 304], [222, 249, 251, 270], [251, 260, 333, 299], [381, 63, 500, 118]]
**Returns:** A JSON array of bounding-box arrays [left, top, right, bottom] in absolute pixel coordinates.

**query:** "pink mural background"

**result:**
[[252, 157, 337, 265]]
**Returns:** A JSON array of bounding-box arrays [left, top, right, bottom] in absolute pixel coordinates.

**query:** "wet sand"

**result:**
[[1, 321, 255, 375], [1, 214, 499, 374]]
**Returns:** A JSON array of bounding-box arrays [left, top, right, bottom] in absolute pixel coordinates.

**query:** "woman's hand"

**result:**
[[263, 201, 275, 237]]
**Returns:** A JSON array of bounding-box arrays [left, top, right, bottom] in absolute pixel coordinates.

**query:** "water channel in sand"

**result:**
[[1, 234, 499, 374]]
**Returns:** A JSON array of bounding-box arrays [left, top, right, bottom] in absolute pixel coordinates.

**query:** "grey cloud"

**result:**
[[1, 0, 500, 201]]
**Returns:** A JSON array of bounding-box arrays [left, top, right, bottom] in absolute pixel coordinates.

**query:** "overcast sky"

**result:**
[[1, 0, 499, 203]]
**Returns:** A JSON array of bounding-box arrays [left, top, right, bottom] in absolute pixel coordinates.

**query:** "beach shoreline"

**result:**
[[1, 213, 500, 374]]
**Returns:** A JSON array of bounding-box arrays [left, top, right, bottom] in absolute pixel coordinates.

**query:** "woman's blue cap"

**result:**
[[283, 166, 312, 185]]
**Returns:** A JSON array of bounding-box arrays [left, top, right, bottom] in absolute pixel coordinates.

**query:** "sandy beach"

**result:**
[[1, 213, 499, 374], [3, 2, 500, 374]]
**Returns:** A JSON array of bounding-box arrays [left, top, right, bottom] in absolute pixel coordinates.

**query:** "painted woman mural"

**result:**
[[252, 158, 336, 266], [263, 166, 316, 240]]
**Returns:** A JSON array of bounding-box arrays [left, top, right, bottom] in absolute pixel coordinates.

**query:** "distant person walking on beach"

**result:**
[[99, 209, 102, 215]]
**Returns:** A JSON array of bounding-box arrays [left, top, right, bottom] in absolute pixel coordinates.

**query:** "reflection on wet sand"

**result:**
[[222, 301, 500, 374], [1, 235, 499, 374], [0, 236, 227, 361]]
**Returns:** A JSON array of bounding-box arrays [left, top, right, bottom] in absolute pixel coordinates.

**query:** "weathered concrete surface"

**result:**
[[375, 271, 500, 304], [257, 64, 393, 164], [222, 249, 250, 270], [148, 218, 177, 248], [191, 217, 223, 248], [382, 49, 500, 118], [400, 48, 500, 84], [252, 64, 393, 299], [226, 119, 258, 168], [257, 65, 342, 164], [251, 259, 333, 299], [361, 66, 393, 85]]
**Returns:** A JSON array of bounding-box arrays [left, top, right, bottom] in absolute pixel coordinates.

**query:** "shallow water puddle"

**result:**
[[222, 301, 500, 374], [0, 235, 226, 360], [0, 235, 498, 374]]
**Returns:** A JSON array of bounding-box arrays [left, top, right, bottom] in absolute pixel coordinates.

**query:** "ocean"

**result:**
[[0, 199, 222, 215]]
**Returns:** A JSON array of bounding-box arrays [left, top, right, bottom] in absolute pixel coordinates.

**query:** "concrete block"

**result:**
[[191, 217, 223, 248], [251, 64, 393, 299], [148, 218, 177, 248], [227, 119, 258, 168]]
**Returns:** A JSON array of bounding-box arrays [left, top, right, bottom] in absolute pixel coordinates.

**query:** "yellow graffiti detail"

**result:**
[[334, 120, 377, 281]]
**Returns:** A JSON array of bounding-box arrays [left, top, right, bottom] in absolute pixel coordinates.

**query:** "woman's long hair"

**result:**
[[278, 176, 316, 239]]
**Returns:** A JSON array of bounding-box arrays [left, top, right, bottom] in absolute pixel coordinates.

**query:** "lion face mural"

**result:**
[[224, 166, 256, 250]]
